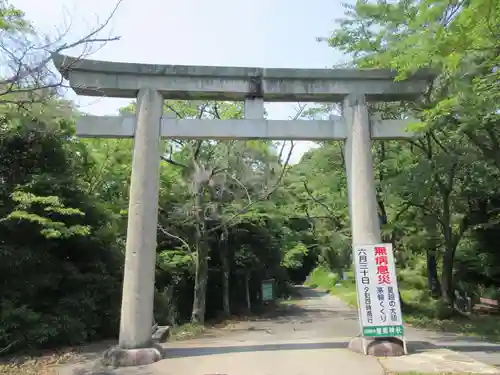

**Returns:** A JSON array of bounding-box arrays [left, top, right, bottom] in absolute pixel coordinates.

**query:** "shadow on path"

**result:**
[[165, 341, 350, 358], [164, 339, 500, 359]]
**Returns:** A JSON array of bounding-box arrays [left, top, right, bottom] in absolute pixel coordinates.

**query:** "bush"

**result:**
[[398, 267, 427, 290], [479, 285, 500, 300], [435, 298, 454, 319], [0, 124, 125, 354], [305, 266, 340, 290]]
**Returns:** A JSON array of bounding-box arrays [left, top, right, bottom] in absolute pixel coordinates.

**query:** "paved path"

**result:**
[[60, 286, 500, 375], [127, 287, 383, 375]]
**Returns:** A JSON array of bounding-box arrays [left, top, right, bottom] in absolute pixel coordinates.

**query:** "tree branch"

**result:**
[[161, 144, 188, 168], [207, 131, 300, 234], [302, 181, 343, 229], [0, 0, 124, 102]]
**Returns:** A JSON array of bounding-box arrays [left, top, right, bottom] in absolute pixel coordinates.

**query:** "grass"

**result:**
[[330, 281, 359, 307], [0, 351, 79, 375], [169, 322, 206, 341], [403, 307, 500, 342], [307, 266, 500, 343]]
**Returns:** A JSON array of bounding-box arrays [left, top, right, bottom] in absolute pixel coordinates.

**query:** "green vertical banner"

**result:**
[[262, 279, 275, 302]]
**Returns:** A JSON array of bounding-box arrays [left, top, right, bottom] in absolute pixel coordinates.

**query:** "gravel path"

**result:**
[[58, 286, 500, 374]]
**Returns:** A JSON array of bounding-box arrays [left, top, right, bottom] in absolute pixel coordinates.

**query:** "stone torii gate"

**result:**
[[53, 54, 430, 366]]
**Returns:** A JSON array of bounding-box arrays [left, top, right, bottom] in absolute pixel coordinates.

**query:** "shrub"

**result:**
[[305, 266, 340, 290], [398, 267, 427, 290]]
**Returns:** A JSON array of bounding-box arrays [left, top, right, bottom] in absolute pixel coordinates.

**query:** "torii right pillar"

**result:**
[[343, 94, 381, 246], [343, 94, 409, 357]]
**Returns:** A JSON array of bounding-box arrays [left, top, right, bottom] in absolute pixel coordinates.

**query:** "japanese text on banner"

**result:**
[[353, 243, 404, 338]]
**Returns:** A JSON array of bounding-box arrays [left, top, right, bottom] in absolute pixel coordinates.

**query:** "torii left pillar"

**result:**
[[105, 88, 165, 366]]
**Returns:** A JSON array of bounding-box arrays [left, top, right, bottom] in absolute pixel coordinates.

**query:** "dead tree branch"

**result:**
[[0, 0, 123, 103], [157, 223, 192, 253], [206, 103, 307, 233]]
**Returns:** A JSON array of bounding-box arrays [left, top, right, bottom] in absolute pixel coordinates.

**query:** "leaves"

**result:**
[[313, 0, 500, 302], [2, 191, 91, 239], [282, 242, 309, 270]]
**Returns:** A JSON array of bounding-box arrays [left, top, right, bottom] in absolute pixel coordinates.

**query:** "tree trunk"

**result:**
[[423, 214, 441, 298], [191, 239, 209, 324], [245, 273, 251, 311], [440, 245, 455, 305], [427, 249, 441, 298], [220, 229, 231, 317], [191, 188, 208, 324], [440, 193, 456, 306]]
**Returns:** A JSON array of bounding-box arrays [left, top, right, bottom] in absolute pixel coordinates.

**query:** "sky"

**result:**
[[11, 0, 349, 163]]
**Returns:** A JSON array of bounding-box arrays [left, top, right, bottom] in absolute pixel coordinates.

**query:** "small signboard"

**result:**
[[262, 279, 275, 302], [353, 243, 406, 354]]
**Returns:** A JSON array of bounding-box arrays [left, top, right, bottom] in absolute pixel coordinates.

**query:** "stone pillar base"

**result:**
[[102, 344, 164, 367], [348, 336, 405, 357]]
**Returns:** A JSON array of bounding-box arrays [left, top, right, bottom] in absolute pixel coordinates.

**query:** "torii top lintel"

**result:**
[[52, 53, 433, 102]]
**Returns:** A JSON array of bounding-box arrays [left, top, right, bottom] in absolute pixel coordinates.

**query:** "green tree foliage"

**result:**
[[312, 0, 500, 310], [0, 111, 123, 352], [4, 0, 500, 356]]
